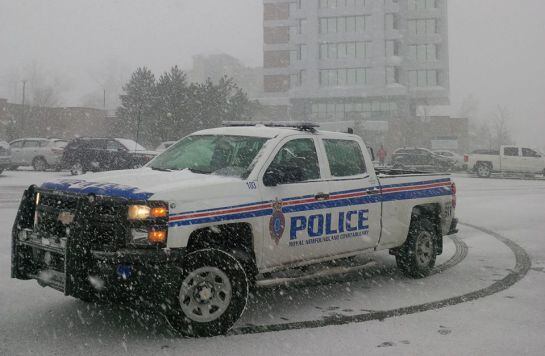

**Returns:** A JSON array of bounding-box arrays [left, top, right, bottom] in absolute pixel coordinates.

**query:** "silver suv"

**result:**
[[9, 138, 67, 171], [0, 140, 11, 175]]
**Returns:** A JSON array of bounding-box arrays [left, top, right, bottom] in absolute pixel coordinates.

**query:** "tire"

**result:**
[[476, 162, 492, 178], [0, 168, 4, 175], [32, 157, 48, 171], [8, 165, 18, 171], [70, 162, 86, 176], [396, 218, 438, 278], [166, 249, 249, 337]]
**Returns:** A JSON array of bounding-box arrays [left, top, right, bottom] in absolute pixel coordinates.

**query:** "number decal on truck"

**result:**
[[246, 181, 257, 190]]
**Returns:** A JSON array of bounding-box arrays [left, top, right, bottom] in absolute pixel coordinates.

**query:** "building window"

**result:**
[[289, 0, 303, 14], [290, 70, 305, 88], [310, 100, 398, 121], [320, 0, 366, 9], [320, 68, 367, 87], [408, 70, 439, 87], [408, 44, 438, 61], [386, 66, 401, 84], [320, 41, 370, 59], [291, 44, 307, 62], [385, 40, 400, 57], [385, 13, 399, 31], [409, 0, 438, 10], [408, 19, 438, 35], [319, 15, 368, 34], [291, 18, 307, 35]]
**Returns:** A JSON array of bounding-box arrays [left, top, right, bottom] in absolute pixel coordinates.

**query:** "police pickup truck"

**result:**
[[11, 122, 457, 336]]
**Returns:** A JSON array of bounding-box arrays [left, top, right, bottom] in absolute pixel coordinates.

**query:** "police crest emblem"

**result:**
[[269, 198, 285, 245]]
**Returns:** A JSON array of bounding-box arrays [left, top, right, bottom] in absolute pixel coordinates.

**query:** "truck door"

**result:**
[[320, 137, 382, 255], [259, 136, 331, 268], [502, 147, 521, 172]]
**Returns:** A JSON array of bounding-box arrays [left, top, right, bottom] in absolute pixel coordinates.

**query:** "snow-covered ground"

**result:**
[[1, 171, 544, 355]]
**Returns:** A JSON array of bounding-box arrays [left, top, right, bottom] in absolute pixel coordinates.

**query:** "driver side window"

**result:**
[[266, 138, 320, 184]]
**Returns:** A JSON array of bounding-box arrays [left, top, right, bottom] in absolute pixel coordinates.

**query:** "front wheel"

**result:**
[[32, 157, 48, 171], [166, 249, 249, 337], [396, 218, 438, 278], [70, 162, 86, 176]]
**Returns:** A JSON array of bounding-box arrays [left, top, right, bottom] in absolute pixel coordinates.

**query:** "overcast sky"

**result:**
[[1, 0, 544, 147]]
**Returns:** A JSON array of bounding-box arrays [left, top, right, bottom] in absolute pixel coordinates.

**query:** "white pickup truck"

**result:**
[[466, 146, 545, 178], [11, 122, 457, 336]]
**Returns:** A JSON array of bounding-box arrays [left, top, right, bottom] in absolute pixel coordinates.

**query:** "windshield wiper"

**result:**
[[151, 167, 172, 172], [186, 167, 212, 174]]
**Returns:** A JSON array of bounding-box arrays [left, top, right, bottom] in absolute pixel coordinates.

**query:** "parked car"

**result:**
[[9, 138, 67, 171], [465, 146, 545, 178], [0, 140, 11, 175], [62, 137, 158, 175], [155, 141, 177, 152], [391, 147, 453, 172], [433, 150, 466, 170]]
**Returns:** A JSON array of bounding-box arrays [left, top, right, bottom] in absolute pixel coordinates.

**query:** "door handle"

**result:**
[[315, 192, 330, 201], [367, 189, 381, 195]]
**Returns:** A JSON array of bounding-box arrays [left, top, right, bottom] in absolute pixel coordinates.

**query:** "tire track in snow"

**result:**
[[230, 223, 530, 336]]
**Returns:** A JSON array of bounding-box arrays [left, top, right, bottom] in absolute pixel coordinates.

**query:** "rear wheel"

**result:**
[[32, 157, 48, 171], [166, 249, 249, 337], [476, 163, 492, 178], [396, 218, 438, 278]]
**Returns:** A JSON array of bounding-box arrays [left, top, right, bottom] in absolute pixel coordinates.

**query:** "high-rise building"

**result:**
[[261, 0, 450, 148]]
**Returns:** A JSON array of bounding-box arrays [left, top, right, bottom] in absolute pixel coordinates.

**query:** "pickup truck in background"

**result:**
[[465, 146, 545, 178], [11, 122, 457, 336]]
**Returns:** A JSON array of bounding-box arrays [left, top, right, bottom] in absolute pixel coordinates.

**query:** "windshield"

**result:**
[[149, 135, 268, 178], [116, 138, 147, 151]]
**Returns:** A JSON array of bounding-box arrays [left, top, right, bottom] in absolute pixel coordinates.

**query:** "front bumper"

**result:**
[[11, 187, 181, 307]]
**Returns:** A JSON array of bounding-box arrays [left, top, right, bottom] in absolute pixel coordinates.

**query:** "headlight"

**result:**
[[128, 204, 169, 220], [128, 205, 151, 220]]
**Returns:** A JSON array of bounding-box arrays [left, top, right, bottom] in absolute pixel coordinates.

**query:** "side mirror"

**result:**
[[263, 168, 282, 187]]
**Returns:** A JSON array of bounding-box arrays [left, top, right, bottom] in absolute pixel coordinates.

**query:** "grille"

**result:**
[[0, 147, 8, 156], [36, 191, 129, 249]]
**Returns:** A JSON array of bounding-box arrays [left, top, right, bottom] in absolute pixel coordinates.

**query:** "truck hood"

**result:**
[[40, 167, 241, 200]]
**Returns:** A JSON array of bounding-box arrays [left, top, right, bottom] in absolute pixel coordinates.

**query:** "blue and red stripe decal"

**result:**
[[168, 178, 452, 228]]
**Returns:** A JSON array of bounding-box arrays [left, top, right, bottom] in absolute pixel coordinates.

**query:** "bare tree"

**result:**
[[492, 105, 514, 148]]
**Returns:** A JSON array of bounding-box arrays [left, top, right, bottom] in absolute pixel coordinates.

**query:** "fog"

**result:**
[[1, 0, 544, 146]]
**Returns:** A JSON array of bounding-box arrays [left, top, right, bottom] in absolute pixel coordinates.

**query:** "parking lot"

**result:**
[[0, 170, 544, 355]]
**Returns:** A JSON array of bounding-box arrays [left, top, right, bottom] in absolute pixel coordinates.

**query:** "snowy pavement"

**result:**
[[1, 171, 544, 355]]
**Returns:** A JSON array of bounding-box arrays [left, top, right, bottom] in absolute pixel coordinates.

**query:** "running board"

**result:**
[[255, 261, 376, 288]]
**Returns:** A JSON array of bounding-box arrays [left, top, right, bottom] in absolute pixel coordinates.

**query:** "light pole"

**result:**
[[21, 80, 27, 134]]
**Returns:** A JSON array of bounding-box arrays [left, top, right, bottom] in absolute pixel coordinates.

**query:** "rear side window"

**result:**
[[10, 141, 23, 148], [522, 148, 540, 158], [23, 140, 39, 148], [324, 139, 367, 177], [504, 147, 519, 156]]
